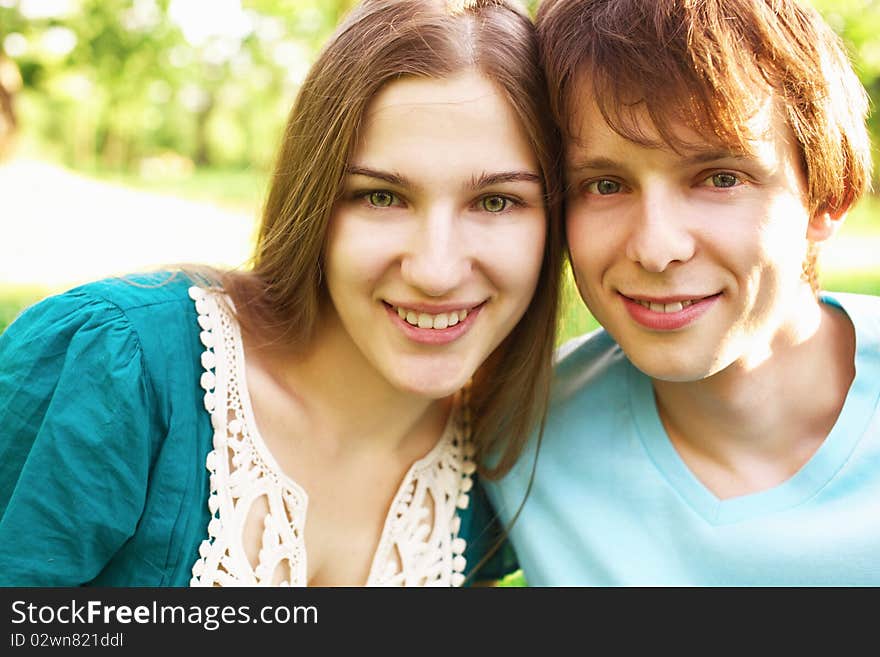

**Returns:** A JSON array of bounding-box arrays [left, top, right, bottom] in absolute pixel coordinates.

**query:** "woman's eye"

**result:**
[[585, 179, 621, 195], [367, 191, 396, 207], [705, 172, 741, 188], [480, 195, 511, 213]]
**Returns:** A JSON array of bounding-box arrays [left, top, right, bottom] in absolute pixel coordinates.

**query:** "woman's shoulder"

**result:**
[[8, 270, 195, 326], [63, 270, 200, 317], [0, 270, 214, 586], [2, 270, 211, 376]]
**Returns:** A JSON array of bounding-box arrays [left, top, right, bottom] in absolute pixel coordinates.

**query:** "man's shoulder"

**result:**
[[822, 290, 880, 314], [554, 327, 617, 363], [822, 290, 880, 343], [551, 327, 633, 405]]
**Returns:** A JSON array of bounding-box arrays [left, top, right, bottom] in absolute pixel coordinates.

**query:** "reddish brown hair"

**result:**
[[537, 0, 872, 221], [206, 0, 564, 478]]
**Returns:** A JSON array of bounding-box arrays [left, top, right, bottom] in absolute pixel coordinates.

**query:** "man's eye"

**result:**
[[585, 179, 621, 195], [367, 191, 396, 207], [480, 195, 511, 212], [705, 172, 741, 188]]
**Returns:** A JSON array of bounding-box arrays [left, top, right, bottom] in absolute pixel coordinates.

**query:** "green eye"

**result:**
[[368, 191, 395, 207], [711, 173, 739, 188], [587, 179, 621, 195], [481, 195, 510, 213]]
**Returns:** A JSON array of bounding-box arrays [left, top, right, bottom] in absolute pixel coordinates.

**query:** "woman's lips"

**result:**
[[385, 301, 484, 345]]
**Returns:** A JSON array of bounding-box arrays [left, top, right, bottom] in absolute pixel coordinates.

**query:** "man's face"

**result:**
[[564, 91, 833, 382]]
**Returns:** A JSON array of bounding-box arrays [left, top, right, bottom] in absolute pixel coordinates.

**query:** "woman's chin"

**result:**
[[388, 368, 470, 400]]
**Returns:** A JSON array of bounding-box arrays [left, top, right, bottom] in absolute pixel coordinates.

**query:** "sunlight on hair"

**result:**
[[446, 0, 522, 18], [446, 0, 475, 14]]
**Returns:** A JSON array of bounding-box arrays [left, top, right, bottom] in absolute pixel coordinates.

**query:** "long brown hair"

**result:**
[[212, 0, 564, 479]]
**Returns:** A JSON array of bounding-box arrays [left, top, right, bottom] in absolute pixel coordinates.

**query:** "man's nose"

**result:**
[[624, 190, 696, 272]]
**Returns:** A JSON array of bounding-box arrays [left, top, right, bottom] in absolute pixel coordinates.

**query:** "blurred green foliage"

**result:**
[[812, 0, 880, 177], [0, 0, 360, 172], [0, 284, 45, 334]]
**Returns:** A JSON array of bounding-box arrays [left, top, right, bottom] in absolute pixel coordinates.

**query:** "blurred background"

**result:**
[[1, 0, 879, 340]]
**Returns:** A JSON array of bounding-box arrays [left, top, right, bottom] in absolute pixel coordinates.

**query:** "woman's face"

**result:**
[[323, 70, 547, 398]]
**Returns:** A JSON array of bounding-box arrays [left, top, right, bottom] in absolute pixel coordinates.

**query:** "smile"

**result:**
[[629, 299, 697, 313], [395, 306, 469, 330], [383, 301, 484, 345], [620, 293, 721, 330]]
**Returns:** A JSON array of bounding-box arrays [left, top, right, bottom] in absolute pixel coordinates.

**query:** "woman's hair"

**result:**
[[213, 0, 564, 479]]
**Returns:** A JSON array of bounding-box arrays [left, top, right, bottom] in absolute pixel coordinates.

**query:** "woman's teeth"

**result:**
[[396, 306, 469, 329]]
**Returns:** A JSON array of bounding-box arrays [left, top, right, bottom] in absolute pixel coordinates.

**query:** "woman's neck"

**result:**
[[246, 305, 453, 464]]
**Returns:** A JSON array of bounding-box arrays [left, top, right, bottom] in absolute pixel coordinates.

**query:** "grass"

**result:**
[[495, 570, 528, 587], [839, 195, 880, 236], [824, 269, 880, 296], [0, 285, 51, 336], [556, 263, 601, 344]]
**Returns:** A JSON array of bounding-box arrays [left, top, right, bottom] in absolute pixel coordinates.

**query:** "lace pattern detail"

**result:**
[[368, 403, 476, 586], [187, 286, 476, 587]]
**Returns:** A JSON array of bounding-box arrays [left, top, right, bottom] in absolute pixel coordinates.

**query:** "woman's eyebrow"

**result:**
[[345, 165, 410, 186], [470, 171, 542, 188], [346, 166, 541, 189]]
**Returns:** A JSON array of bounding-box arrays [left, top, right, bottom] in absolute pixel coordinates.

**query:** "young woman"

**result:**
[[0, 0, 563, 586]]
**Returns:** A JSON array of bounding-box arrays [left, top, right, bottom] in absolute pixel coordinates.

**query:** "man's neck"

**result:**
[[651, 299, 856, 499]]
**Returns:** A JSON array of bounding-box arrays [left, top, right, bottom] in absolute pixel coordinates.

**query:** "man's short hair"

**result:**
[[537, 0, 872, 217]]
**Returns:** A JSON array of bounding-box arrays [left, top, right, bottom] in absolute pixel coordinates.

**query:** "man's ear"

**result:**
[[807, 204, 849, 243]]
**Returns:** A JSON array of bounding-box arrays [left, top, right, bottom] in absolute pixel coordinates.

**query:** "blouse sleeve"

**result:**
[[0, 290, 154, 585]]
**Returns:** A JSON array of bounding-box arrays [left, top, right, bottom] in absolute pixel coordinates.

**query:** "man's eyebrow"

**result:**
[[678, 149, 752, 165], [567, 156, 623, 173], [345, 165, 410, 187], [568, 150, 751, 173], [470, 171, 542, 188]]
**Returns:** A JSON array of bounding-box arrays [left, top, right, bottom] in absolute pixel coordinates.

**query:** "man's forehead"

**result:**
[[564, 86, 780, 160]]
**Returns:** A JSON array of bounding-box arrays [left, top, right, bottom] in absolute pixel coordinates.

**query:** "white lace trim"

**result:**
[[186, 286, 476, 587]]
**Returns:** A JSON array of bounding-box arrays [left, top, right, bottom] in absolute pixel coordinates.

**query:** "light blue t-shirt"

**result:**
[[487, 292, 880, 585]]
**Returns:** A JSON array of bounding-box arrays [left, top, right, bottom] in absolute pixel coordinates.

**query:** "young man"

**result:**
[[487, 0, 879, 585]]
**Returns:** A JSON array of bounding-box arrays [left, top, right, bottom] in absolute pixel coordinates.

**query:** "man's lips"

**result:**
[[621, 292, 722, 311], [619, 292, 721, 330]]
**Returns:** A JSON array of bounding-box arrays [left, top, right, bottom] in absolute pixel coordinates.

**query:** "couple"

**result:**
[[0, 0, 876, 587]]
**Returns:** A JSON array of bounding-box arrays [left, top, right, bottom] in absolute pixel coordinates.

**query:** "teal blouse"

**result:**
[[0, 272, 516, 586]]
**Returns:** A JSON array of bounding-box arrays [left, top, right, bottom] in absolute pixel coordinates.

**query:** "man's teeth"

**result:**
[[396, 306, 469, 329], [634, 299, 697, 313]]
